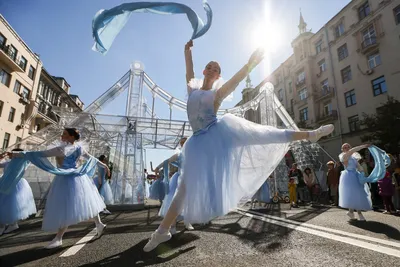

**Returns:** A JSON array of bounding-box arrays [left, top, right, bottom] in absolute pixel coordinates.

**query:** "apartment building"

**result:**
[[0, 14, 43, 150], [238, 0, 400, 159]]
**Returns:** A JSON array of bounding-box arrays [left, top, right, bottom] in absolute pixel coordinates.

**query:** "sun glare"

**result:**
[[250, 4, 283, 54]]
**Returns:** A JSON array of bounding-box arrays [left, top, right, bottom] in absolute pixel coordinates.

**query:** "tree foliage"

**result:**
[[360, 96, 400, 154]]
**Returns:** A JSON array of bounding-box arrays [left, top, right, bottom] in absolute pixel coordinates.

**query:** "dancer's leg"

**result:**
[[143, 182, 186, 252], [347, 209, 355, 220], [357, 210, 366, 221], [4, 221, 19, 234], [46, 227, 68, 249], [94, 214, 106, 237]]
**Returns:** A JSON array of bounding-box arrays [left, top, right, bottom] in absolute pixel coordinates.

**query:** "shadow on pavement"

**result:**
[[0, 246, 65, 267], [349, 220, 400, 240], [80, 233, 199, 267]]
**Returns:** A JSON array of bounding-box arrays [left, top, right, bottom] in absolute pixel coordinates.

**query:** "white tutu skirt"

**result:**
[[0, 178, 37, 225], [159, 172, 180, 217], [253, 181, 271, 203], [149, 179, 166, 201], [42, 174, 106, 231], [179, 114, 291, 223], [93, 177, 114, 205], [339, 170, 372, 211]]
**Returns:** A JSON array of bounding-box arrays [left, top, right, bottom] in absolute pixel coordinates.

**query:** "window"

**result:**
[[19, 56, 27, 71], [288, 82, 292, 93], [323, 103, 332, 116], [13, 80, 21, 94], [341, 66, 352, 83], [372, 76, 387, 96], [278, 89, 284, 101], [0, 100, 3, 117], [318, 59, 326, 73], [358, 2, 371, 21], [345, 89, 356, 107], [348, 115, 360, 132], [21, 87, 30, 99], [321, 79, 329, 91], [337, 44, 348, 61], [28, 65, 35, 80], [297, 71, 305, 83], [300, 107, 308, 121], [0, 33, 6, 48], [0, 69, 11, 87], [16, 137, 22, 144], [299, 88, 308, 100], [395, 5, 400, 25], [362, 25, 376, 48], [315, 40, 322, 54], [8, 107, 16, 122], [368, 53, 381, 69], [2, 133, 10, 150], [335, 23, 345, 38], [8, 45, 17, 61]]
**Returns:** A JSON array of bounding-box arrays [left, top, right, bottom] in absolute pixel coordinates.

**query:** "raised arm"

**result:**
[[185, 40, 195, 94], [9, 146, 65, 158], [154, 153, 179, 174], [341, 144, 370, 165], [214, 48, 264, 110]]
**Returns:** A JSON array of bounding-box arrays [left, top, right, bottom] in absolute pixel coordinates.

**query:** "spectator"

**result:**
[[288, 163, 306, 204], [288, 177, 297, 208], [303, 167, 317, 203], [327, 161, 339, 206], [378, 171, 396, 214], [392, 167, 400, 211]]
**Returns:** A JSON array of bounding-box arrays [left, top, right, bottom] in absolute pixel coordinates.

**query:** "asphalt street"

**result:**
[[1, 203, 400, 267]]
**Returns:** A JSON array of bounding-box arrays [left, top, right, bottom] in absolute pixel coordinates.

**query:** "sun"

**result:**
[[250, 3, 283, 54]]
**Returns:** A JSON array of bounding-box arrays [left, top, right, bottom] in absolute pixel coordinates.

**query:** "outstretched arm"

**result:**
[[215, 48, 264, 110], [341, 144, 370, 165], [154, 153, 179, 174], [185, 40, 195, 95]]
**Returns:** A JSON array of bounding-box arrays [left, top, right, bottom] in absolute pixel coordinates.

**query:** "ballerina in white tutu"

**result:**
[[154, 137, 194, 234], [0, 149, 37, 235], [143, 40, 334, 252], [94, 155, 113, 214], [338, 143, 372, 221], [7, 128, 109, 249]]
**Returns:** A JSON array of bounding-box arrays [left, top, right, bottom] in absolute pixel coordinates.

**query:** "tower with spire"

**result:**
[[298, 10, 307, 34]]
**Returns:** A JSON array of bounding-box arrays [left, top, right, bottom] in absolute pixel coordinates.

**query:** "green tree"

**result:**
[[360, 96, 400, 154]]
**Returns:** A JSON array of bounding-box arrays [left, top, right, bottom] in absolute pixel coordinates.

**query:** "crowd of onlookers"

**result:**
[[287, 154, 400, 214]]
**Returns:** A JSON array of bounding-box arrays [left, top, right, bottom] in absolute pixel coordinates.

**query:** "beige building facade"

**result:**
[[239, 0, 400, 160], [0, 15, 43, 150], [0, 14, 83, 150]]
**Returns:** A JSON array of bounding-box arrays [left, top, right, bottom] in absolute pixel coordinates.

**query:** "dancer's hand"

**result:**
[[154, 167, 159, 175], [364, 143, 372, 148], [185, 40, 193, 51], [247, 48, 265, 71]]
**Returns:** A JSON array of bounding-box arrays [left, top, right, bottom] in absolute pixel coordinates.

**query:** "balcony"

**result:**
[[360, 36, 379, 54], [0, 43, 24, 72], [314, 86, 335, 102], [316, 110, 338, 123], [295, 79, 306, 88]]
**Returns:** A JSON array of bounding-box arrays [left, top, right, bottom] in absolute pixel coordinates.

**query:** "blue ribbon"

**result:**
[[163, 159, 170, 195], [0, 151, 98, 194], [92, 1, 212, 54], [358, 145, 390, 184]]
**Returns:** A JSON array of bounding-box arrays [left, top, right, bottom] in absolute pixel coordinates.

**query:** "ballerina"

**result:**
[[0, 149, 37, 235], [93, 155, 113, 215], [154, 137, 194, 234], [143, 40, 334, 252], [7, 128, 109, 249], [339, 143, 372, 221]]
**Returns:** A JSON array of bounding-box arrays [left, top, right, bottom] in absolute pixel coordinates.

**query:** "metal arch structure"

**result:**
[[4, 61, 334, 210]]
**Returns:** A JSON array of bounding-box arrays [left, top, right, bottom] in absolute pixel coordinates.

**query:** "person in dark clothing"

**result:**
[[288, 163, 306, 203]]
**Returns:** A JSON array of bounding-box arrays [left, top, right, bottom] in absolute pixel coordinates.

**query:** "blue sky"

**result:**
[[1, 0, 350, 170]]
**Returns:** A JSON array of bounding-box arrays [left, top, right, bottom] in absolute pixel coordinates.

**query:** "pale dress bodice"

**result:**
[[340, 154, 359, 171], [187, 89, 217, 132]]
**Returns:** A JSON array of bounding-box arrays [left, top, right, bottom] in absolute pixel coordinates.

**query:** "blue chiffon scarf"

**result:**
[[358, 145, 390, 184], [92, 1, 212, 54], [0, 151, 98, 194]]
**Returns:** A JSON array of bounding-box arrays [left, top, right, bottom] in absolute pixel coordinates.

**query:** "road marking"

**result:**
[[236, 209, 400, 258], [60, 228, 97, 257], [236, 208, 400, 249]]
